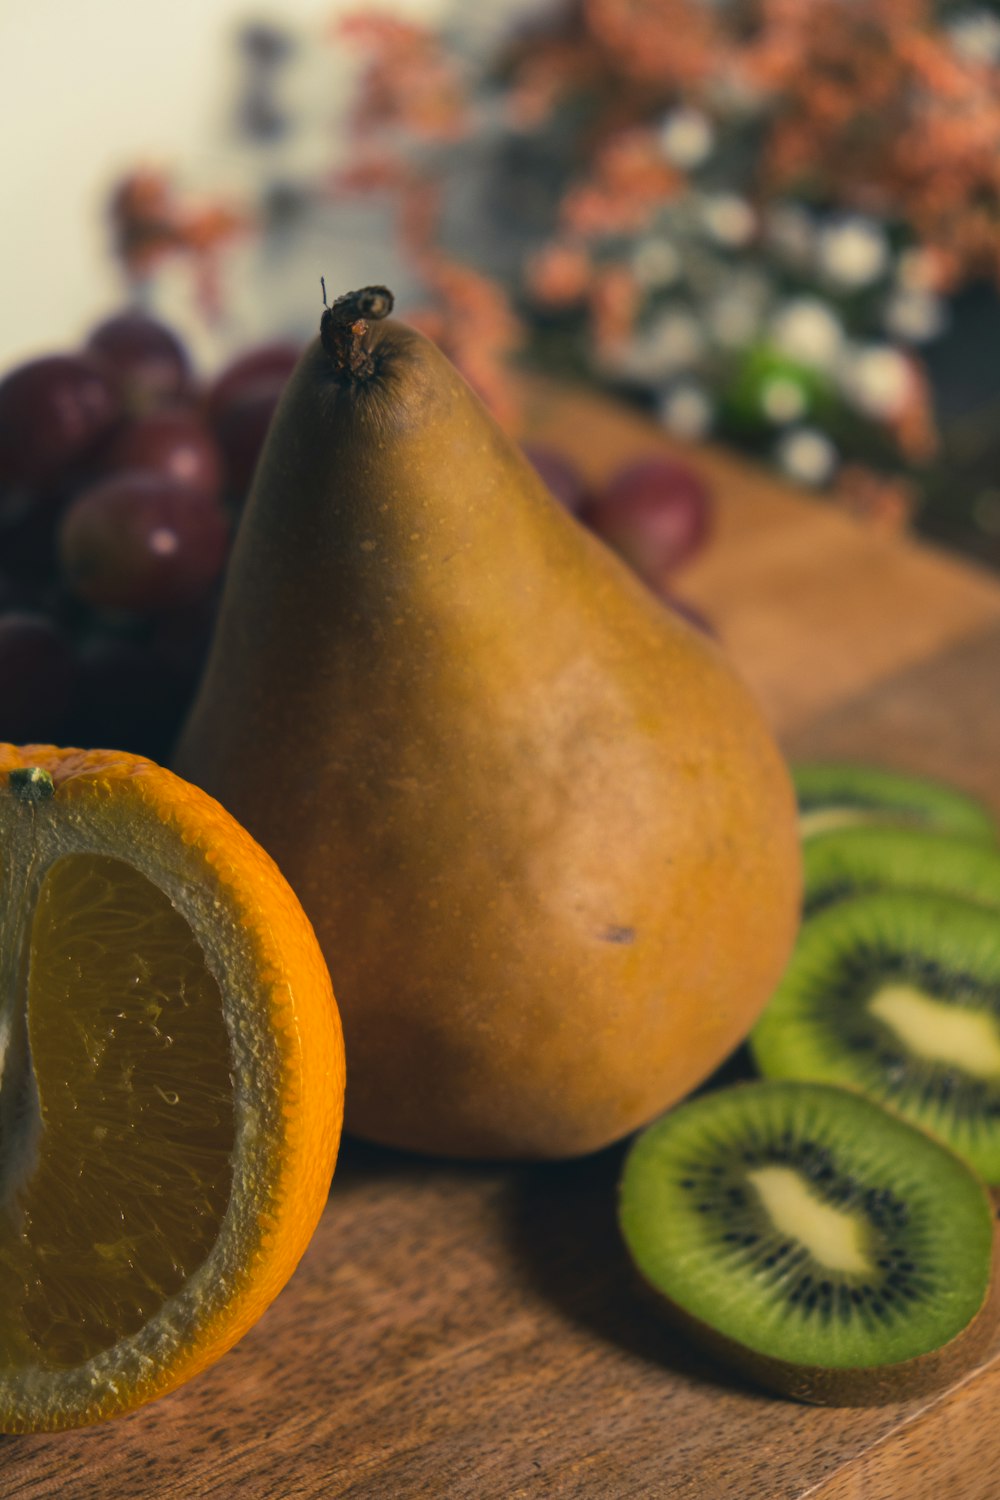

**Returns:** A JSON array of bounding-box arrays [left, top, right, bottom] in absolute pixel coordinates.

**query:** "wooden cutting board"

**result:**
[[5, 378, 1000, 1499]]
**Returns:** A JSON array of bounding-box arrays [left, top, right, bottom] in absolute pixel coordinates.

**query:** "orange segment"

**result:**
[[4, 854, 235, 1371], [0, 746, 345, 1432]]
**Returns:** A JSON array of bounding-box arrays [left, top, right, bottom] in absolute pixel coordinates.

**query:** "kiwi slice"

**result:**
[[751, 891, 1000, 1181], [618, 1080, 996, 1406], [804, 826, 1000, 916], [794, 764, 996, 843]]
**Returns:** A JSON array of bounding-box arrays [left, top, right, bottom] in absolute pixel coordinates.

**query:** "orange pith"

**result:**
[[0, 745, 345, 1432]]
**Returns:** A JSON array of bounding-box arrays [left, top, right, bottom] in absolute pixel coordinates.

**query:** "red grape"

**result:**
[[58, 474, 230, 614], [86, 310, 191, 410], [206, 341, 300, 420], [0, 612, 74, 741], [0, 354, 121, 491], [522, 444, 590, 513], [206, 342, 300, 499], [579, 458, 712, 585], [102, 409, 224, 500], [212, 377, 286, 499]]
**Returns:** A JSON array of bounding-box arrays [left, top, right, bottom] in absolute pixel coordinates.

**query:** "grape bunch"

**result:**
[[523, 445, 714, 631], [0, 311, 712, 760], [0, 312, 298, 759]]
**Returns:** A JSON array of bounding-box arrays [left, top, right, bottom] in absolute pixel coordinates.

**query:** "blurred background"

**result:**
[[0, 0, 451, 363], [6, 0, 1000, 562], [4, 0, 1000, 755]]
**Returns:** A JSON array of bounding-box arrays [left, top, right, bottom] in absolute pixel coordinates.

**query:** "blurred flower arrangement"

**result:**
[[111, 0, 1000, 561]]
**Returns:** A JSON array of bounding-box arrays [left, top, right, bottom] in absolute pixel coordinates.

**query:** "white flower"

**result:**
[[760, 377, 807, 425], [707, 293, 761, 349], [770, 297, 844, 370], [631, 237, 683, 289], [647, 309, 706, 369], [658, 107, 714, 169], [705, 70, 767, 120], [948, 10, 1000, 65], [659, 383, 713, 439], [840, 344, 912, 419], [883, 288, 947, 344], [600, 311, 705, 383], [700, 194, 756, 248], [818, 217, 889, 288], [775, 428, 837, 486], [765, 204, 816, 267]]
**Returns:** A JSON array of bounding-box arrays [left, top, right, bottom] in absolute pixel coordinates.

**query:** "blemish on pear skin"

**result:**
[[601, 925, 636, 944]]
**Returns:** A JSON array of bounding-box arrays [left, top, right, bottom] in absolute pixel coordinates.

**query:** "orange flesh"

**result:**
[[0, 854, 234, 1371]]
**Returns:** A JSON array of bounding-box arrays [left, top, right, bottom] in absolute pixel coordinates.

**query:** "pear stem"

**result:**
[[320, 285, 395, 382]]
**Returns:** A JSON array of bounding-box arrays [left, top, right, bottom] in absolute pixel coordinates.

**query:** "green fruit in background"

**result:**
[[175, 287, 801, 1160], [721, 344, 834, 436]]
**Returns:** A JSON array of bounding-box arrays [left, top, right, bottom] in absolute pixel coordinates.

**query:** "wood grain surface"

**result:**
[[4, 379, 1000, 1498]]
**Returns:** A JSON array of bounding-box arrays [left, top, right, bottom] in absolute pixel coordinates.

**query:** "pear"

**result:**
[[175, 287, 801, 1159]]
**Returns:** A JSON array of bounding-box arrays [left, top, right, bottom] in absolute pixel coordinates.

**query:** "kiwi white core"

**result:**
[[799, 808, 879, 839], [869, 984, 1000, 1079], [748, 1166, 873, 1275]]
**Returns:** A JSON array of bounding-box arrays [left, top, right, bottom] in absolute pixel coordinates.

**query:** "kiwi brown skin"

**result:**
[[627, 1234, 1000, 1407]]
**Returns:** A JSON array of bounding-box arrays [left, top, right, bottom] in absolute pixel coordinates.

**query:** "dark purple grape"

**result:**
[[579, 457, 712, 585], [0, 612, 74, 742], [522, 444, 590, 513], [206, 341, 300, 421], [0, 354, 121, 491], [58, 474, 230, 614], [102, 410, 224, 500], [86, 310, 191, 410], [212, 378, 285, 499]]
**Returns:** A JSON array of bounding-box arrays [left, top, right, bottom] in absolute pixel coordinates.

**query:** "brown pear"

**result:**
[[175, 287, 801, 1159]]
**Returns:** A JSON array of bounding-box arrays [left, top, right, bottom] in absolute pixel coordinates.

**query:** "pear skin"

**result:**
[[175, 288, 801, 1159]]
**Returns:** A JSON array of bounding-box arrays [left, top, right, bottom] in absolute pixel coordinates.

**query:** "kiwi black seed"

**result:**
[[751, 890, 1000, 1182], [618, 1080, 996, 1406], [803, 826, 1000, 917], [794, 764, 996, 844]]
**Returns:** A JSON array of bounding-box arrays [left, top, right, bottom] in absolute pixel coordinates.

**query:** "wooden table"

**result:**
[[5, 380, 1000, 1498]]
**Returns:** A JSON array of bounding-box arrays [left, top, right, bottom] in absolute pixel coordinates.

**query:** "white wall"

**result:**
[[0, 0, 451, 369]]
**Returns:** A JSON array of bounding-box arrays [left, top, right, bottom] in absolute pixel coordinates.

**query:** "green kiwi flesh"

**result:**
[[751, 891, 1000, 1181], [794, 764, 996, 843], [804, 826, 1000, 917], [618, 1080, 996, 1406]]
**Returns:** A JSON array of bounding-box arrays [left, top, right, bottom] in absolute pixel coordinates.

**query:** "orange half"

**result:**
[[0, 745, 345, 1431]]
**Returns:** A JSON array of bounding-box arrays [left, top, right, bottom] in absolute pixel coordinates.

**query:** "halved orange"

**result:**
[[0, 744, 345, 1431]]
